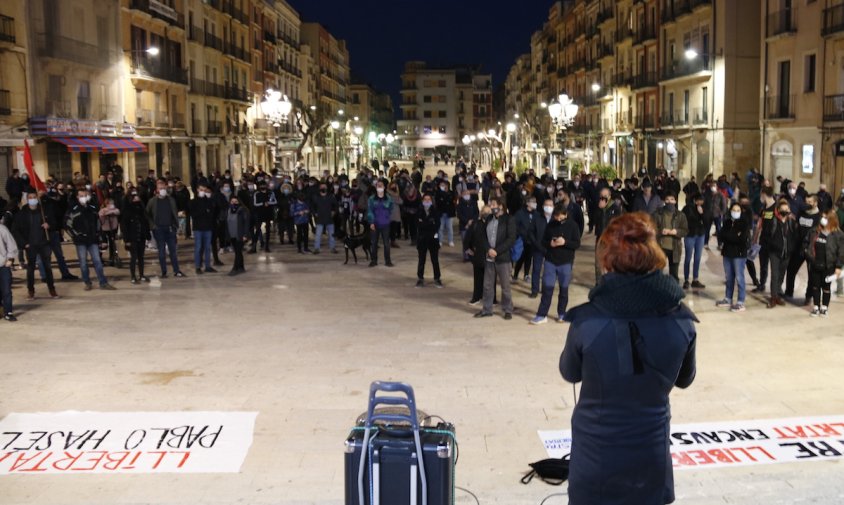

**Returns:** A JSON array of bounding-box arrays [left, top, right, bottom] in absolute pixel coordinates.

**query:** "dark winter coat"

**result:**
[[65, 203, 101, 246], [471, 213, 516, 264], [416, 207, 440, 244], [682, 204, 706, 237], [561, 271, 697, 505], [768, 216, 798, 259], [804, 228, 844, 270], [120, 202, 152, 245], [456, 198, 479, 231], [189, 196, 217, 231], [718, 216, 749, 259], [13, 206, 53, 248], [528, 213, 553, 255], [542, 217, 581, 266]]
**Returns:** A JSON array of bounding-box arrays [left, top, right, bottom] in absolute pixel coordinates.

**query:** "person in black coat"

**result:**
[[527, 199, 554, 298], [121, 192, 152, 283], [13, 192, 58, 300], [250, 181, 277, 253], [560, 212, 697, 505], [416, 194, 442, 287], [767, 199, 798, 307], [531, 203, 581, 324], [189, 184, 218, 274], [716, 203, 750, 311], [681, 193, 707, 289], [472, 197, 516, 319]]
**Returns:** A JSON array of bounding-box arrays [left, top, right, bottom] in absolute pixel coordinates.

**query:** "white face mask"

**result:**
[[543, 206, 554, 215], [108, 204, 115, 210], [27, 198, 38, 208], [528, 202, 537, 210], [462, 195, 470, 201], [788, 188, 797, 196], [710, 186, 717, 193], [158, 189, 168, 197], [731, 211, 741, 220], [821, 217, 829, 227], [376, 187, 384, 196], [78, 196, 88, 205]]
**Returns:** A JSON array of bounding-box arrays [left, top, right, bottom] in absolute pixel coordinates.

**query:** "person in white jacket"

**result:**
[[0, 222, 19, 321]]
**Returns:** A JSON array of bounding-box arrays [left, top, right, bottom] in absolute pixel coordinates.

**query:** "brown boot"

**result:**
[[767, 296, 778, 309], [49, 286, 60, 299]]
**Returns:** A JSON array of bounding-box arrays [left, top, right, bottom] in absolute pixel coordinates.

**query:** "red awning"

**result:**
[[53, 138, 148, 153]]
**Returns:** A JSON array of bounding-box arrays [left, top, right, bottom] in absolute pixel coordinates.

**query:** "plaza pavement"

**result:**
[[0, 225, 841, 505]]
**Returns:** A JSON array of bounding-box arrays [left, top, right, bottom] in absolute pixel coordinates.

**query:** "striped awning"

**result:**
[[52, 137, 148, 153]]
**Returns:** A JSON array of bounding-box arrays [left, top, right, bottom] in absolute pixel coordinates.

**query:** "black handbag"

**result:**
[[521, 454, 570, 486]]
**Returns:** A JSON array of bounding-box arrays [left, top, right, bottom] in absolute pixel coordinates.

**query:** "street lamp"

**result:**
[[506, 122, 517, 169], [684, 48, 698, 60], [548, 93, 579, 129], [145, 46, 160, 56], [591, 82, 601, 92], [260, 89, 293, 172], [331, 120, 341, 174]]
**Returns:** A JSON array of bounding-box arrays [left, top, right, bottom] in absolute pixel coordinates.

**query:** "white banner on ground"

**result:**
[[0, 411, 258, 474], [539, 415, 844, 470]]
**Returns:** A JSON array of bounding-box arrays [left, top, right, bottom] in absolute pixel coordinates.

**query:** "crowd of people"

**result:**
[[0, 157, 842, 323]]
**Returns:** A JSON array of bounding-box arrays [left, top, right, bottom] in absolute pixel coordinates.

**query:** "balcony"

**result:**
[[632, 70, 658, 89], [172, 112, 185, 128], [614, 71, 633, 88], [128, 0, 185, 29], [0, 14, 14, 43], [692, 107, 709, 125], [765, 95, 795, 120], [137, 108, 153, 127], [130, 54, 188, 85], [36, 33, 119, 69], [823, 4, 844, 36], [188, 25, 203, 44], [662, 0, 692, 24], [0, 89, 9, 115], [616, 25, 633, 43], [263, 30, 276, 43], [221, 1, 248, 25], [661, 109, 690, 128], [207, 120, 223, 135], [191, 117, 203, 134], [224, 83, 250, 103], [263, 61, 279, 74], [634, 114, 656, 129], [204, 31, 223, 52], [597, 6, 613, 25], [189, 78, 224, 98], [767, 9, 796, 38], [223, 41, 248, 62], [634, 25, 657, 45], [824, 94, 844, 122], [661, 55, 711, 81]]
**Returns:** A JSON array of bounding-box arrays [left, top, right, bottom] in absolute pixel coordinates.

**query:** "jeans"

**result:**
[[153, 226, 181, 275], [758, 245, 770, 289], [531, 251, 545, 295], [770, 253, 788, 297], [439, 215, 454, 244], [683, 235, 705, 281], [417, 238, 441, 280], [26, 244, 54, 291], [49, 231, 72, 277], [193, 230, 212, 269], [0, 266, 13, 314], [483, 261, 513, 314], [723, 256, 746, 303], [314, 223, 335, 251], [662, 248, 679, 281], [513, 242, 533, 278], [75, 243, 108, 286], [370, 226, 391, 264], [536, 261, 573, 318]]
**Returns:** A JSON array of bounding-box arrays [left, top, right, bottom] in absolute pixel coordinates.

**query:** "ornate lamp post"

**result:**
[[506, 122, 517, 170], [260, 89, 293, 172], [330, 120, 341, 174], [547, 93, 579, 175]]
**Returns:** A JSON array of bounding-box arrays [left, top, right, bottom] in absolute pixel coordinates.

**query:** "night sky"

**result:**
[[289, 0, 552, 114]]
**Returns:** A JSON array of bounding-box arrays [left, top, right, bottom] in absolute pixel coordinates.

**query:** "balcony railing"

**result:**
[[765, 95, 795, 119], [223, 41, 248, 62], [616, 25, 633, 43], [0, 89, 10, 115], [692, 107, 709, 125], [661, 109, 690, 127], [278, 31, 300, 49], [767, 8, 796, 37], [191, 118, 202, 134], [137, 108, 153, 126], [634, 25, 657, 45], [36, 33, 119, 69], [204, 31, 223, 51], [0, 14, 14, 43], [263, 30, 276, 43], [224, 84, 250, 103], [824, 94, 844, 122], [632, 70, 658, 89], [189, 25, 204, 44], [823, 4, 844, 36], [661, 55, 711, 80], [207, 120, 223, 135], [172, 112, 185, 128], [221, 0, 248, 25], [130, 55, 188, 85], [634, 114, 656, 129], [128, 0, 185, 29]]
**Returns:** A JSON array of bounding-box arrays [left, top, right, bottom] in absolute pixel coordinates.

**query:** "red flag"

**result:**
[[23, 139, 47, 193]]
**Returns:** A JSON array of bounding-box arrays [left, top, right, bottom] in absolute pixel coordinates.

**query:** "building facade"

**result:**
[[0, 0, 30, 191]]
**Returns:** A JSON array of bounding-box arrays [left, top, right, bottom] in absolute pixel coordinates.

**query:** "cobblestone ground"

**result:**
[[0, 204, 842, 504]]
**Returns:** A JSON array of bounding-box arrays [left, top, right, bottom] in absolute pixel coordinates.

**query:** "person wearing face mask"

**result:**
[[145, 180, 185, 278], [311, 183, 338, 254], [766, 200, 798, 308], [681, 193, 707, 290], [172, 180, 191, 239], [386, 183, 403, 248], [702, 183, 727, 250], [715, 203, 750, 312], [804, 211, 844, 316], [594, 188, 624, 285], [530, 204, 581, 324], [402, 184, 422, 245], [42, 186, 77, 281], [513, 197, 538, 282], [752, 187, 777, 294], [0, 218, 18, 320], [189, 183, 218, 274], [784, 182, 804, 216], [472, 197, 516, 319], [435, 180, 456, 247], [13, 192, 59, 300], [633, 181, 663, 215], [290, 191, 311, 254], [784, 194, 822, 305], [527, 199, 555, 298], [415, 194, 443, 287], [98, 198, 121, 268], [276, 182, 295, 245], [367, 181, 394, 267], [652, 192, 688, 283], [211, 184, 232, 262], [121, 190, 151, 283], [816, 184, 833, 213], [66, 189, 116, 290], [250, 181, 277, 254], [456, 189, 479, 261], [226, 195, 250, 275]]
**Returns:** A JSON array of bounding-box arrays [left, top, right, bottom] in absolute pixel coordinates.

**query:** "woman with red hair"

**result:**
[[560, 212, 697, 505]]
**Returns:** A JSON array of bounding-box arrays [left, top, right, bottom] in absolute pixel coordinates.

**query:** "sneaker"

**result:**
[[730, 303, 746, 313], [682, 280, 690, 289], [100, 283, 117, 290], [474, 311, 493, 318], [468, 299, 480, 306], [385, 262, 394, 267], [715, 298, 732, 308], [84, 283, 93, 291], [213, 259, 225, 266], [160, 273, 168, 279], [557, 315, 566, 323], [434, 280, 443, 288], [820, 306, 829, 317], [25, 290, 35, 301], [312, 249, 320, 255], [368, 262, 377, 267], [61, 274, 79, 281], [523, 275, 529, 282], [528, 293, 538, 299], [752, 285, 765, 293], [529, 316, 547, 325], [448, 242, 455, 247], [49, 287, 60, 299], [205, 267, 218, 273], [691, 280, 706, 289], [130, 278, 138, 284], [141, 276, 151, 283], [415, 279, 424, 288], [503, 313, 513, 320], [4, 313, 16, 322], [174, 271, 186, 278], [811, 306, 820, 317], [196, 268, 204, 275]]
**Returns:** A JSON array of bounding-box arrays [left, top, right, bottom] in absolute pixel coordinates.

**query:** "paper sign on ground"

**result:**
[[539, 414, 844, 470], [0, 411, 258, 474]]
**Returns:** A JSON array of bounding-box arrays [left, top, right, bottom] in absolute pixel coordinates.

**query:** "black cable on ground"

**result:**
[[540, 491, 568, 505], [456, 485, 481, 505]]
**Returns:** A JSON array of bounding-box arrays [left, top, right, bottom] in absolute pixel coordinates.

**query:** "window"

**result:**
[[423, 95, 432, 103], [423, 125, 432, 134], [438, 110, 447, 118], [438, 80, 446, 87], [423, 110, 433, 118], [439, 126, 447, 134], [802, 144, 814, 174], [804, 54, 816, 93]]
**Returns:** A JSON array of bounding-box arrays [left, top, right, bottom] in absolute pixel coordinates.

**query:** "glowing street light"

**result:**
[[506, 122, 516, 133], [685, 48, 698, 60], [547, 93, 579, 129], [146, 46, 160, 56], [591, 82, 601, 92]]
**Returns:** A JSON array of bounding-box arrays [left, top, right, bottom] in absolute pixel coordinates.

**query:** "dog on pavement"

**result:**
[[335, 229, 371, 264]]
